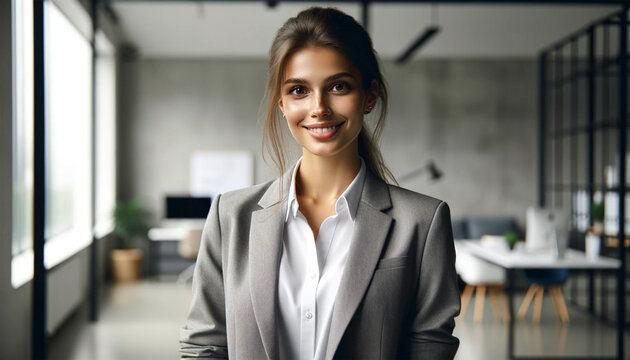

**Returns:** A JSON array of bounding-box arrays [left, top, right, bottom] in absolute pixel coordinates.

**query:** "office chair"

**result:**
[[455, 217, 517, 323], [516, 269, 570, 324], [456, 247, 510, 323]]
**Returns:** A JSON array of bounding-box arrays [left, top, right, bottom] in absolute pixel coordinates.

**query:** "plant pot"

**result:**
[[110, 249, 143, 282], [592, 221, 604, 235]]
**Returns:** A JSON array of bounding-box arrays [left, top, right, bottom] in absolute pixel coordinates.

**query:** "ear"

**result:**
[[365, 80, 379, 109], [278, 98, 285, 116]]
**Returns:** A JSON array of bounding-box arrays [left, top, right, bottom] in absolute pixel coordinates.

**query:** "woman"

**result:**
[[180, 7, 460, 360]]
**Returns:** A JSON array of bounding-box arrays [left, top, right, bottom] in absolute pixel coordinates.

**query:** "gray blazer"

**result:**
[[180, 168, 460, 360]]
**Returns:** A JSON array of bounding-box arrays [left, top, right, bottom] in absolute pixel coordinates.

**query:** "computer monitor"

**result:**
[[525, 206, 568, 257], [165, 196, 212, 219]]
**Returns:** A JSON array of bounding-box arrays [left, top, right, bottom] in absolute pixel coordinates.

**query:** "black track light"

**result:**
[[396, 26, 440, 65]]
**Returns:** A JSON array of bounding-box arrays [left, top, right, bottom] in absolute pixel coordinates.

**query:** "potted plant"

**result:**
[[591, 200, 605, 234], [111, 198, 152, 282], [503, 230, 518, 250], [586, 199, 605, 259]]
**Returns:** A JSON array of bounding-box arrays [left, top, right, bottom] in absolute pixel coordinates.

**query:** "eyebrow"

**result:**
[[283, 72, 356, 86]]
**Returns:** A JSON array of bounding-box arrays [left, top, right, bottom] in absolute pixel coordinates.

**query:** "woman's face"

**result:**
[[279, 46, 376, 160]]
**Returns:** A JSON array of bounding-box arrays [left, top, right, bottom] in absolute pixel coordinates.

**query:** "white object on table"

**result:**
[[525, 207, 569, 258], [585, 233, 601, 260]]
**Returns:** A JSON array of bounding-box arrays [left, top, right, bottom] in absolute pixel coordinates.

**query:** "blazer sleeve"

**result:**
[[180, 194, 229, 359], [409, 201, 461, 360]]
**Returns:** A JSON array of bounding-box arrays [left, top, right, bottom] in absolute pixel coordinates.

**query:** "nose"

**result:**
[[310, 91, 331, 118]]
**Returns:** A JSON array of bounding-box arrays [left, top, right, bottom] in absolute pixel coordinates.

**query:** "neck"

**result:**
[[296, 147, 361, 203]]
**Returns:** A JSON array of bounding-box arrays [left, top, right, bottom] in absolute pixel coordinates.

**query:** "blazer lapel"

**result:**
[[249, 171, 292, 360], [326, 171, 393, 360]]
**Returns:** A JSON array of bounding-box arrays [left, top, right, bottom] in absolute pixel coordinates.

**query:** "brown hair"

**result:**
[[262, 7, 396, 194]]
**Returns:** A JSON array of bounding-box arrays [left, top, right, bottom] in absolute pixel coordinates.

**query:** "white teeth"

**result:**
[[310, 126, 335, 134]]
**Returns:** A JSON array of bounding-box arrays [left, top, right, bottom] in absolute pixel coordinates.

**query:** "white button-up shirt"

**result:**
[[277, 158, 367, 360]]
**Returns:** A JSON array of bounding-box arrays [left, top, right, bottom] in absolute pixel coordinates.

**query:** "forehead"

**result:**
[[282, 46, 361, 81]]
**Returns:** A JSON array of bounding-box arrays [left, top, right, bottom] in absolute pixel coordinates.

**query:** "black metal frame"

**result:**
[[361, 0, 369, 30], [539, 6, 628, 360], [108, 0, 630, 3], [32, 0, 46, 358], [615, 7, 627, 358], [89, 0, 100, 324]]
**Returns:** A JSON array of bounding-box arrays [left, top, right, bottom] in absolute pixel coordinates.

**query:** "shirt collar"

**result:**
[[285, 157, 367, 223]]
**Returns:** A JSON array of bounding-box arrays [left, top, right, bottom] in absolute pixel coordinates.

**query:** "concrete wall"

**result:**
[[117, 58, 277, 216], [119, 57, 537, 227], [381, 59, 537, 222]]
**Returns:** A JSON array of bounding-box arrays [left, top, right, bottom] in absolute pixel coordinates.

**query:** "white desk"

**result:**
[[148, 219, 206, 241], [456, 240, 621, 270], [147, 221, 205, 275], [455, 240, 622, 360], [148, 227, 189, 241]]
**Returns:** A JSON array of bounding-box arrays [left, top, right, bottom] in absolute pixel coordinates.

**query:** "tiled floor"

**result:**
[[48, 278, 628, 360]]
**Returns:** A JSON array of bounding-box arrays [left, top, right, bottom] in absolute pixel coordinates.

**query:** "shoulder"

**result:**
[[385, 183, 447, 215], [215, 179, 276, 214], [381, 185, 454, 254], [361, 170, 449, 225], [374, 182, 451, 233]]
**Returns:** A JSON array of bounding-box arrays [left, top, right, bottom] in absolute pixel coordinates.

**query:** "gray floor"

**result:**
[[48, 277, 192, 360], [454, 294, 625, 359], [48, 278, 628, 360]]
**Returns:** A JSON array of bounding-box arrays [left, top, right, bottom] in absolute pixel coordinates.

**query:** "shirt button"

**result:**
[[305, 312, 313, 320], [310, 273, 317, 281]]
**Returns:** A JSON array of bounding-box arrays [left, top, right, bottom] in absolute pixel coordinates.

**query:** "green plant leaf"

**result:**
[[503, 230, 518, 245], [591, 201, 605, 223], [113, 198, 152, 248]]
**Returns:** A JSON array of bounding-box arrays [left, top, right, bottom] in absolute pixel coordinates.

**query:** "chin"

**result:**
[[303, 142, 355, 158], [305, 149, 342, 158]]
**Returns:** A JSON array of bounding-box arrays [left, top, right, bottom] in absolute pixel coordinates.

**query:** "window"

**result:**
[[11, 0, 35, 288], [12, 0, 95, 287], [94, 30, 117, 238], [43, 1, 93, 266], [12, 0, 34, 256]]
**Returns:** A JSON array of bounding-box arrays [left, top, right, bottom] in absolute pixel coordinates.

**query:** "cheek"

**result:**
[[334, 94, 365, 115], [283, 109, 304, 138], [285, 113, 305, 131], [286, 117, 300, 134], [283, 100, 308, 125]]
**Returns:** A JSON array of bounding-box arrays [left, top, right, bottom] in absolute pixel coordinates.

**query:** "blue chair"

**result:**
[[516, 269, 570, 323]]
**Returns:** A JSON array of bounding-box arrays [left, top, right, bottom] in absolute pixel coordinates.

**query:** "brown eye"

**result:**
[[330, 82, 350, 93], [289, 86, 308, 96]]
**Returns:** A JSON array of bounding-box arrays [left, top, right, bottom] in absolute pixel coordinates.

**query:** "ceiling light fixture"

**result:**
[[396, 4, 440, 64]]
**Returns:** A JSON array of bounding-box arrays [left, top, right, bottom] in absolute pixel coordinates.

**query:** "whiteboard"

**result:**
[[190, 150, 254, 197]]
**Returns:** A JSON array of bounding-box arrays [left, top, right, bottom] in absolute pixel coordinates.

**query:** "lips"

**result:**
[[303, 122, 344, 140]]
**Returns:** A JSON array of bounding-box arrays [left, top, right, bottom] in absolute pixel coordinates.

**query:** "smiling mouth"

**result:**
[[303, 122, 344, 134]]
